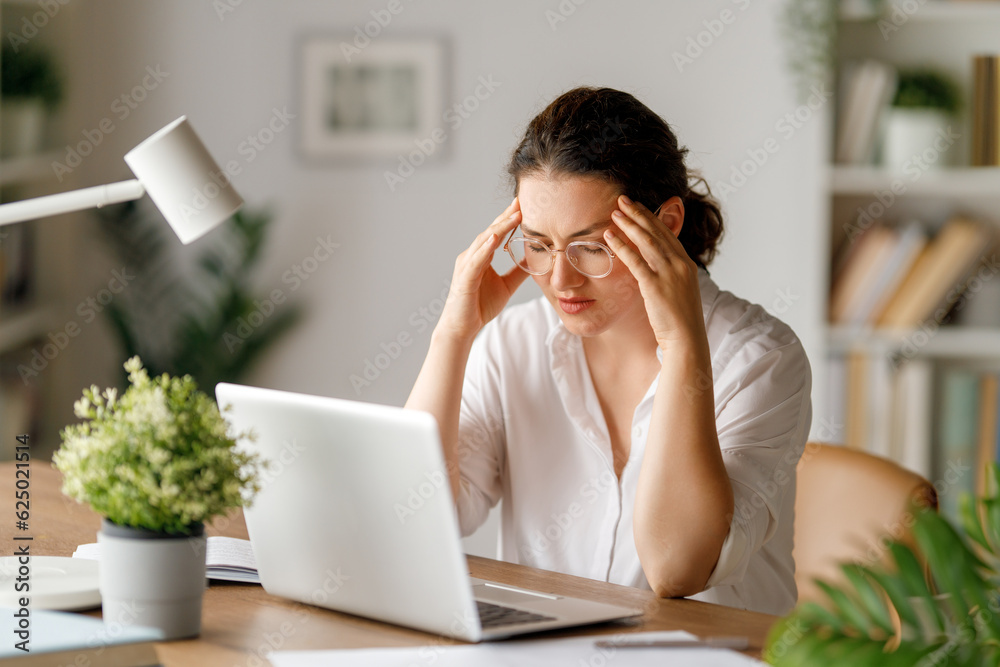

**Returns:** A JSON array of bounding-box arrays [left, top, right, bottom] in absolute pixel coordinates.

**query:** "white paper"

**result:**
[[268, 631, 766, 667], [74, 536, 260, 583]]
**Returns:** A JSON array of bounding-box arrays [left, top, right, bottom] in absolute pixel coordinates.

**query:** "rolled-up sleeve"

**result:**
[[703, 320, 812, 589], [454, 324, 507, 537]]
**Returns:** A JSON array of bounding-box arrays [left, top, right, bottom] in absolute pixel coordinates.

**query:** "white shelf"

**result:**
[[0, 305, 55, 354], [0, 152, 62, 187], [841, 1, 1000, 22], [830, 165, 1000, 198], [827, 324, 1000, 358]]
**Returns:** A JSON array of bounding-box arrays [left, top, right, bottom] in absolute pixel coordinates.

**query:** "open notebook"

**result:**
[[74, 535, 259, 583]]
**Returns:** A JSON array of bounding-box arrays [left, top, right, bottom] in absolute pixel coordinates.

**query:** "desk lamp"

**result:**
[[0, 117, 242, 610], [0, 116, 242, 242]]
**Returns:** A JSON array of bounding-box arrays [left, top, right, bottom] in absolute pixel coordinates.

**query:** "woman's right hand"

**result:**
[[437, 198, 529, 342]]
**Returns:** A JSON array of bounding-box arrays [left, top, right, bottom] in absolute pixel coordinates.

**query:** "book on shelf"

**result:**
[[0, 607, 162, 665], [845, 350, 869, 451], [74, 535, 260, 583], [842, 349, 895, 457], [830, 347, 1000, 488], [835, 59, 897, 165], [935, 367, 981, 520], [875, 217, 994, 329], [977, 372, 999, 496], [829, 222, 895, 324], [894, 358, 934, 478], [829, 221, 927, 327], [972, 53, 999, 167]]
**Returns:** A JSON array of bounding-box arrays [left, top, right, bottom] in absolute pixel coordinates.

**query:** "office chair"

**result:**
[[793, 442, 938, 604]]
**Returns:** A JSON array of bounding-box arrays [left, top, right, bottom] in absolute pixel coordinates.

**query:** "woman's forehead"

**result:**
[[517, 175, 620, 237]]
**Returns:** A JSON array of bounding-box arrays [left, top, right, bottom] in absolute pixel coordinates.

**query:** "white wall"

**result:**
[[57, 0, 826, 555]]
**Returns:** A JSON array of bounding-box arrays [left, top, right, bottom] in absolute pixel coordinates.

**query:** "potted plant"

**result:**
[[52, 356, 264, 640], [765, 463, 1000, 665], [881, 68, 961, 170], [0, 42, 62, 157]]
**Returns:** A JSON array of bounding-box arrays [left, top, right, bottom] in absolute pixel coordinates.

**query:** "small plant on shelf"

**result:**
[[892, 68, 961, 115], [0, 42, 62, 109]]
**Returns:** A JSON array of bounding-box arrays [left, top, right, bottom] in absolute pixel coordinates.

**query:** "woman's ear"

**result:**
[[655, 196, 684, 237]]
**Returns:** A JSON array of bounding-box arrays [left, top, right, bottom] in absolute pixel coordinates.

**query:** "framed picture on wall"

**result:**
[[299, 36, 447, 161]]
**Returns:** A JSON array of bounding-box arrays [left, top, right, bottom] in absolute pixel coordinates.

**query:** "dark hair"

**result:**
[[506, 87, 724, 266]]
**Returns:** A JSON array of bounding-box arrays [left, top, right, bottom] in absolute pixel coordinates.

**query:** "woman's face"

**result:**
[[515, 174, 647, 339]]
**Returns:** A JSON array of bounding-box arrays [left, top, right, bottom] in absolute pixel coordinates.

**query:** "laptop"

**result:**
[[215, 382, 643, 642]]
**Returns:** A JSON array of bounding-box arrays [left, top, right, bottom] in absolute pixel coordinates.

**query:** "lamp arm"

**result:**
[[0, 180, 146, 227]]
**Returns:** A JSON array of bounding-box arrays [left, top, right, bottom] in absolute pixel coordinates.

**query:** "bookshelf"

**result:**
[[830, 164, 1000, 197], [821, 2, 1000, 516], [1, 0, 84, 460], [841, 1, 1000, 22]]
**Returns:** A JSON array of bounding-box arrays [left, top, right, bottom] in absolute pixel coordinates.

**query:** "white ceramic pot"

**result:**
[[0, 98, 47, 158], [97, 519, 207, 640], [881, 108, 953, 171]]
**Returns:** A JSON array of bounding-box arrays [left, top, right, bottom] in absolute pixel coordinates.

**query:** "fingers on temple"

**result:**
[[604, 227, 653, 278]]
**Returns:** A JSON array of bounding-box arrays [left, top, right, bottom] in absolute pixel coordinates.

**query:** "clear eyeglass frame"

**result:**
[[503, 226, 617, 279]]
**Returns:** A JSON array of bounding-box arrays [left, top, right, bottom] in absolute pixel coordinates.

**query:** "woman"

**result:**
[[406, 87, 811, 615]]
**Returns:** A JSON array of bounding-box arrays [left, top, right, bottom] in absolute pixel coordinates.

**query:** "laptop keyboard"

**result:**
[[476, 600, 556, 629]]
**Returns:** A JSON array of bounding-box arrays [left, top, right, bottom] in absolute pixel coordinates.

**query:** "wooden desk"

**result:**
[[0, 462, 777, 663]]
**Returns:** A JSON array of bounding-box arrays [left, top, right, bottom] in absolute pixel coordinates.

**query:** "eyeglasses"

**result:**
[[503, 226, 617, 279]]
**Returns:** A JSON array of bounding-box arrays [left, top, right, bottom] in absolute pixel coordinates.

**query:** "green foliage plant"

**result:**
[[97, 203, 302, 393], [893, 69, 962, 115], [779, 0, 839, 103], [1, 41, 62, 108], [53, 357, 264, 535], [765, 463, 1000, 666]]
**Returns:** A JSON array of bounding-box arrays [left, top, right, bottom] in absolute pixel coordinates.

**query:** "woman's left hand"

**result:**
[[604, 194, 708, 351]]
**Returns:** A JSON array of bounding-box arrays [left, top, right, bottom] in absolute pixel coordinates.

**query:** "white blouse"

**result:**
[[455, 268, 812, 616]]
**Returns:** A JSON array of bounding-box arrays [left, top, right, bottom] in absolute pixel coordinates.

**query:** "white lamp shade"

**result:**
[[124, 116, 243, 244]]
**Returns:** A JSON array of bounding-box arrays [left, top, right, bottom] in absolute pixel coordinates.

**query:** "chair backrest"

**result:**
[[793, 442, 938, 604]]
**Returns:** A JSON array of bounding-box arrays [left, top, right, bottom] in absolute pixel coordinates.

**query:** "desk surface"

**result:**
[[0, 462, 777, 664]]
